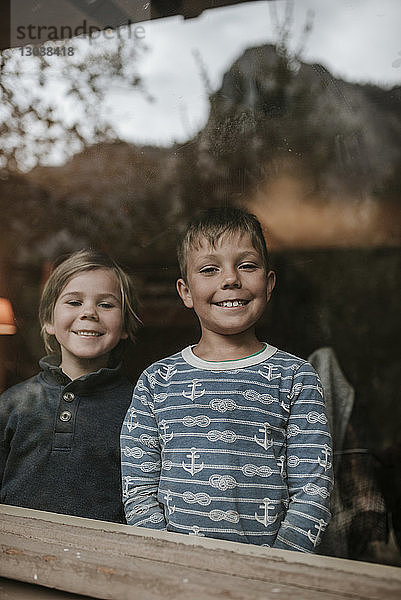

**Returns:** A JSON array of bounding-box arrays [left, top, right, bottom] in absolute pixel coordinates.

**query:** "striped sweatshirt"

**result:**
[[121, 344, 333, 552]]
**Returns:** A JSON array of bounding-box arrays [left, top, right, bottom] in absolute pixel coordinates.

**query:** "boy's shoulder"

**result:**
[[269, 347, 310, 367], [269, 347, 319, 377], [0, 373, 42, 406], [141, 349, 186, 375]]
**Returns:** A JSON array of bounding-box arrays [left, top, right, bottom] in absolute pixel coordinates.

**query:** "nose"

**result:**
[[221, 268, 241, 289], [80, 303, 98, 320]]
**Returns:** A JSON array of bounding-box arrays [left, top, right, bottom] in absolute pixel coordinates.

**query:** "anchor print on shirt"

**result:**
[[317, 444, 332, 471], [182, 380, 205, 402], [255, 498, 278, 526], [126, 407, 138, 432], [280, 399, 290, 413], [254, 423, 273, 450], [164, 490, 176, 515], [158, 365, 177, 381], [307, 519, 327, 547], [159, 420, 174, 444], [182, 447, 204, 475], [277, 455, 286, 479], [189, 525, 205, 536], [258, 365, 280, 381], [154, 393, 168, 404]]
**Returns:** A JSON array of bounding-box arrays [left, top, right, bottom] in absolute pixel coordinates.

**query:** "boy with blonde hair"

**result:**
[[121, 207, 332, 551], [0, 249, 140, 522]]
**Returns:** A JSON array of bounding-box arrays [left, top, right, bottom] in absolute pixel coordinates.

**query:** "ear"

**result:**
[[120, 330, 128, 340], [266, 270, 276, 303], [44, 322, 55, 335], [176, 278, 194, 309]]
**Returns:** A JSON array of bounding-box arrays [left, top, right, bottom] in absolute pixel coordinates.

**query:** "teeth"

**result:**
[[75, 331, 102, 337], [217, 300, 247, 308]]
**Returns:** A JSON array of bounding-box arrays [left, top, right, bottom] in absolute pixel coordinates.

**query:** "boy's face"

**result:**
[[176, 232, 275, 340], [45, 268, 127, 375]]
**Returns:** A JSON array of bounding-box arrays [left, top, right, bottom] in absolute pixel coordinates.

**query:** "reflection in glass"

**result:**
[[0, 0, 400, 564]]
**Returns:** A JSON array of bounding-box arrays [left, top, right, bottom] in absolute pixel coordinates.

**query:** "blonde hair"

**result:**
[[39, 249, 141, 354], [177, 205, 270, 281]]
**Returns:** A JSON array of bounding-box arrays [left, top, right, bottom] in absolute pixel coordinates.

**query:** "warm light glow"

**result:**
[[0, 298, 16, 335]]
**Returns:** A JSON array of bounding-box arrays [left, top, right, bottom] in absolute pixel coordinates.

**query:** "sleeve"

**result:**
[[274, 362, 333, 553], [120, 370, 167, 529]]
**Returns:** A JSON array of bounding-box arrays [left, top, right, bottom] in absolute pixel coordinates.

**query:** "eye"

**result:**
[[239, 262, 258, 270], [199, 266, 219, 275], [66, 300, 82, 306], [98, 301, 115, 309]]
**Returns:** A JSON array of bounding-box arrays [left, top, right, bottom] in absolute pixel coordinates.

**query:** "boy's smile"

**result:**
[[45, 268, 127, 379], [214, 299, 249, 307], [177, 232, 276, 350]]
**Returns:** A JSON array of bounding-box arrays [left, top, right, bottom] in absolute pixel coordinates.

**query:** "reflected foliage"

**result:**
[[0, 37, 146, 171]]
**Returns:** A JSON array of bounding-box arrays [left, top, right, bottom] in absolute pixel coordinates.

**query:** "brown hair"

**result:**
[[177, 205, 270, 280]]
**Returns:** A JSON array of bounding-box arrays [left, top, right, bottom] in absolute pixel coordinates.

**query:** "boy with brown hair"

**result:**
[[121, 206, 332, 551]]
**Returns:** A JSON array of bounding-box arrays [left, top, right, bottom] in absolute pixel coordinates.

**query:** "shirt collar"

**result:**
[[39, 353, 123, 391], [181, 344, 277, 371]]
